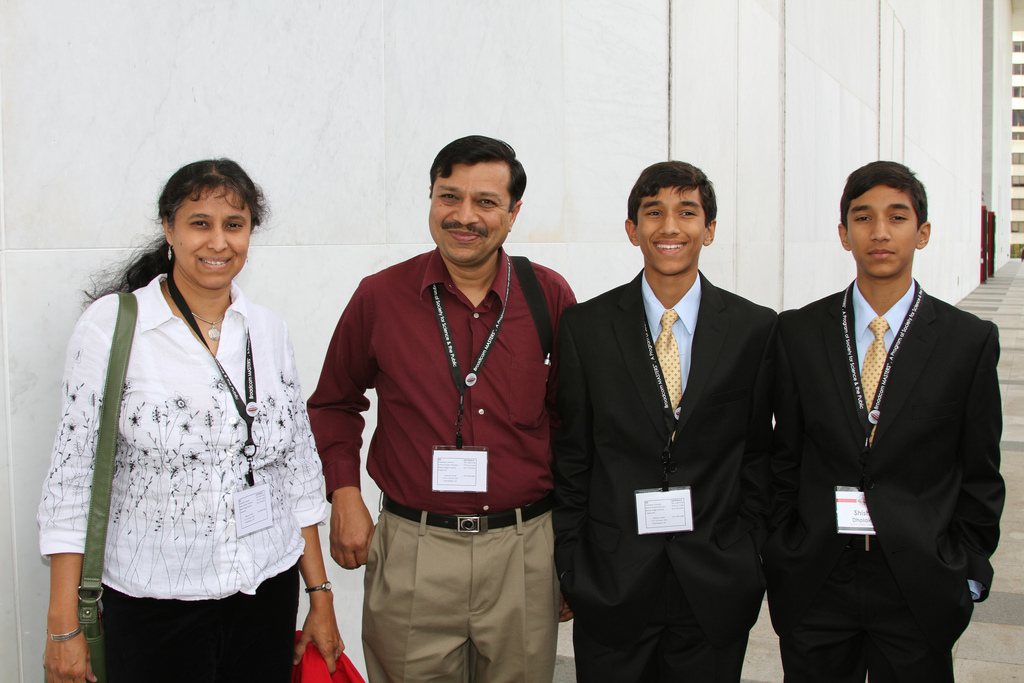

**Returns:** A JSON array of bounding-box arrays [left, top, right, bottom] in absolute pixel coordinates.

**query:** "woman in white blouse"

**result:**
[[39, 159, 342, 683]]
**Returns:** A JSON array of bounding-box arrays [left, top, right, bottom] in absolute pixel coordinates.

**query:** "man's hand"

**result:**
[[329, 487, 375, 569], [558, 591, 574, 622]]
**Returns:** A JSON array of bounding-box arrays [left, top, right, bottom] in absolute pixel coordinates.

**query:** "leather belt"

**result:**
[[382, 493, 553, 533]]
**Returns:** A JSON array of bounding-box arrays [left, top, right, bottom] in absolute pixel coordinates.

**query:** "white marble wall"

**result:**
[[0, 1, 1011, 680]]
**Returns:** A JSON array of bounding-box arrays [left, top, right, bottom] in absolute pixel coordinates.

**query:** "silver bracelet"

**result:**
[[305, 581, 332, 594], [49, 626, 82, 642]]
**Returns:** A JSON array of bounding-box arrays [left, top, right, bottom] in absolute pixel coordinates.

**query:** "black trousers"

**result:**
[[102, 564, 299, 683], [780, 542, 954, 683], [573, 566, 748, 683]]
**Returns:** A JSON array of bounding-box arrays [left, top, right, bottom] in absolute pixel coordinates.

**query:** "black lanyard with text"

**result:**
[[430, 255, 512, 449], [840, 281, 923, 482], [167, 273, 259, 486], [642, 316, 680, 491]]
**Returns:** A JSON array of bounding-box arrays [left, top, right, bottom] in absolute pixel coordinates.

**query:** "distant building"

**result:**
[[1012, 31, 1024, 257]]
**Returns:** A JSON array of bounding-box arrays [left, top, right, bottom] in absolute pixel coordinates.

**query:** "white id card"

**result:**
[[635, 487, 694, 535], [234, 483, 274, 537], [835, 486, 876, 535], [432, 446, 488, 492]]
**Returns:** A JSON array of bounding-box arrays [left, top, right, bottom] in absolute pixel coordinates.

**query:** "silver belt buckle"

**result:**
[[456, 515, 487, 533]]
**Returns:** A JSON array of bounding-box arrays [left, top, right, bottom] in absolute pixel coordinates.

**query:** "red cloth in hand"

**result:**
[[291, 631, 365, 683]]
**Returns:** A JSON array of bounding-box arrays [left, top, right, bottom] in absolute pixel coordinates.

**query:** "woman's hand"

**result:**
[[294, 593, 344, 674], [45, 554, 96, 682], [296, 524, 344, 673], [44, 632, 96, 683]]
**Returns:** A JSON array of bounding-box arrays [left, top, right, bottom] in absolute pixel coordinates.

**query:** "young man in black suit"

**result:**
[[764, 161, 1005, 682], [553, 161, 777, 681]]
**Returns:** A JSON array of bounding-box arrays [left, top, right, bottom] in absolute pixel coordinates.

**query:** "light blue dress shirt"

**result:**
[[852, 280, 915, 369], [641, 274, 701, 400]]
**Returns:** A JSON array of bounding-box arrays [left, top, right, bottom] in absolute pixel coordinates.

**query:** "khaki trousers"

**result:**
[[362, 508, 559, 683]]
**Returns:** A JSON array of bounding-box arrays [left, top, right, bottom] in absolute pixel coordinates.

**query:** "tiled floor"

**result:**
[[554, 261, 1024, 682]]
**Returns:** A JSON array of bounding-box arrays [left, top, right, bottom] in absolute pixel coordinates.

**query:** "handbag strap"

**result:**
[[510, 256, 553, 362], [78, 292, 137, 624]]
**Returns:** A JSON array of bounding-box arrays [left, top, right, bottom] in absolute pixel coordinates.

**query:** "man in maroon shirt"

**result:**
[[308, 135, 576, 682]]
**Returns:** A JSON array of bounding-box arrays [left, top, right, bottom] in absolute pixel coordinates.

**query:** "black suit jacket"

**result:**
[[763, 287, 1004, 650], [552, 272, 777, 647]]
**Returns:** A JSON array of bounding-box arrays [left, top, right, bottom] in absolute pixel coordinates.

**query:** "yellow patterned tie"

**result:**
[[655, 309, 683, 409], [862, 316, 890, 407]]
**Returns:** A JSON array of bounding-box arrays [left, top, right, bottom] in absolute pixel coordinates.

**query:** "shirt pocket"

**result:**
[[508, 356, 550, 429]]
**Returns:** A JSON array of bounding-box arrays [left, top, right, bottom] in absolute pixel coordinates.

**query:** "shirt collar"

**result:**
[[852, 279, 915, 339], [419, 247, 512, 307], [136, 274, 248, 333], [641, 272, 702, 337]]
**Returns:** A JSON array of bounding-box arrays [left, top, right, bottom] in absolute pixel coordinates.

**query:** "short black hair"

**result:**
[[429, 135, 527, 208], [840, 160, 927, 227], [627, 161, 716, 226]]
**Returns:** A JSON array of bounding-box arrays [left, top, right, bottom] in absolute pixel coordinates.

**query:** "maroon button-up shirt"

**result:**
[[308, 249, 576, 515]]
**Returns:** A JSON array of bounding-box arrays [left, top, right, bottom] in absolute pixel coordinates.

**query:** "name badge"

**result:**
[[635, 487, 694, 535], [432, 446, 488, 492], [835, 486, 876, 535], [234, 483, 274, 537]]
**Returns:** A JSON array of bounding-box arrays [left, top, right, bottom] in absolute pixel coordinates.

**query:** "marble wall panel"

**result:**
[[1, 1, 386, 251], [564, 242, 644, 305], [781, 241, 815, 308], [753, 0, 783, 22], [504, 241, 571, 284], [234, 245, 388, 392], [900, 0, 984, 303], [381, 0, 566, 246], [785, 0, 879, 111], [784, 47, 843, 246], [562, 0, 669, 244], [736, 0, 784, 310], [783, 46, 817, 245], [0, 276, 16, 683], [385, 242, 436, 270]]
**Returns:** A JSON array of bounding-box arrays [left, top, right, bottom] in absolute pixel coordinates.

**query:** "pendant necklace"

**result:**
[[192, 312, 225, 340]]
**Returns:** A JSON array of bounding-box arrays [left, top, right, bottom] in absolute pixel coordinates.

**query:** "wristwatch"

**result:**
[[305, 581, 332, 594]]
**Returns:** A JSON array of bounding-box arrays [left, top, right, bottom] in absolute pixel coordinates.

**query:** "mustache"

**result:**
[[442, 220, 488, 238]]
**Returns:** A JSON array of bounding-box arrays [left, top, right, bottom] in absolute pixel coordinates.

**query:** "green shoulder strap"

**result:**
[[79, 292, 137, 622]]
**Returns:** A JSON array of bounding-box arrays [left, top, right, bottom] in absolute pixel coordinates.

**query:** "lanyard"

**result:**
[[641, 316, 680, 491], [430, 254, 512, 449], [840, 281, 923, 482], [167, 273, 259, 486]]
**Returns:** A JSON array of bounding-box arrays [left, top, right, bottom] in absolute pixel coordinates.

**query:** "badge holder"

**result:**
[[835, 486, 875, 535], [635, 486, 693, 535], [432, 446, 488, 492], [234, 483, 274, 537]]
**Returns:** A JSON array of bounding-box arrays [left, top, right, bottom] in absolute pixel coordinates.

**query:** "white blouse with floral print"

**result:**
[[38, 275, 328, 600]]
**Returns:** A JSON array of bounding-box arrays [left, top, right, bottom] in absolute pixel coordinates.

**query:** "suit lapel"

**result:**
[[871, 293, 938, 443], [612, 273, 672, 438], [823, 293, 868, 443], [676, 273, 727, 429]]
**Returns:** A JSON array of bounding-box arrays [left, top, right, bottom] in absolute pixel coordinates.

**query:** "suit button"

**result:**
[[866, 480, 875, 490], [666, 535, 675, 542]]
